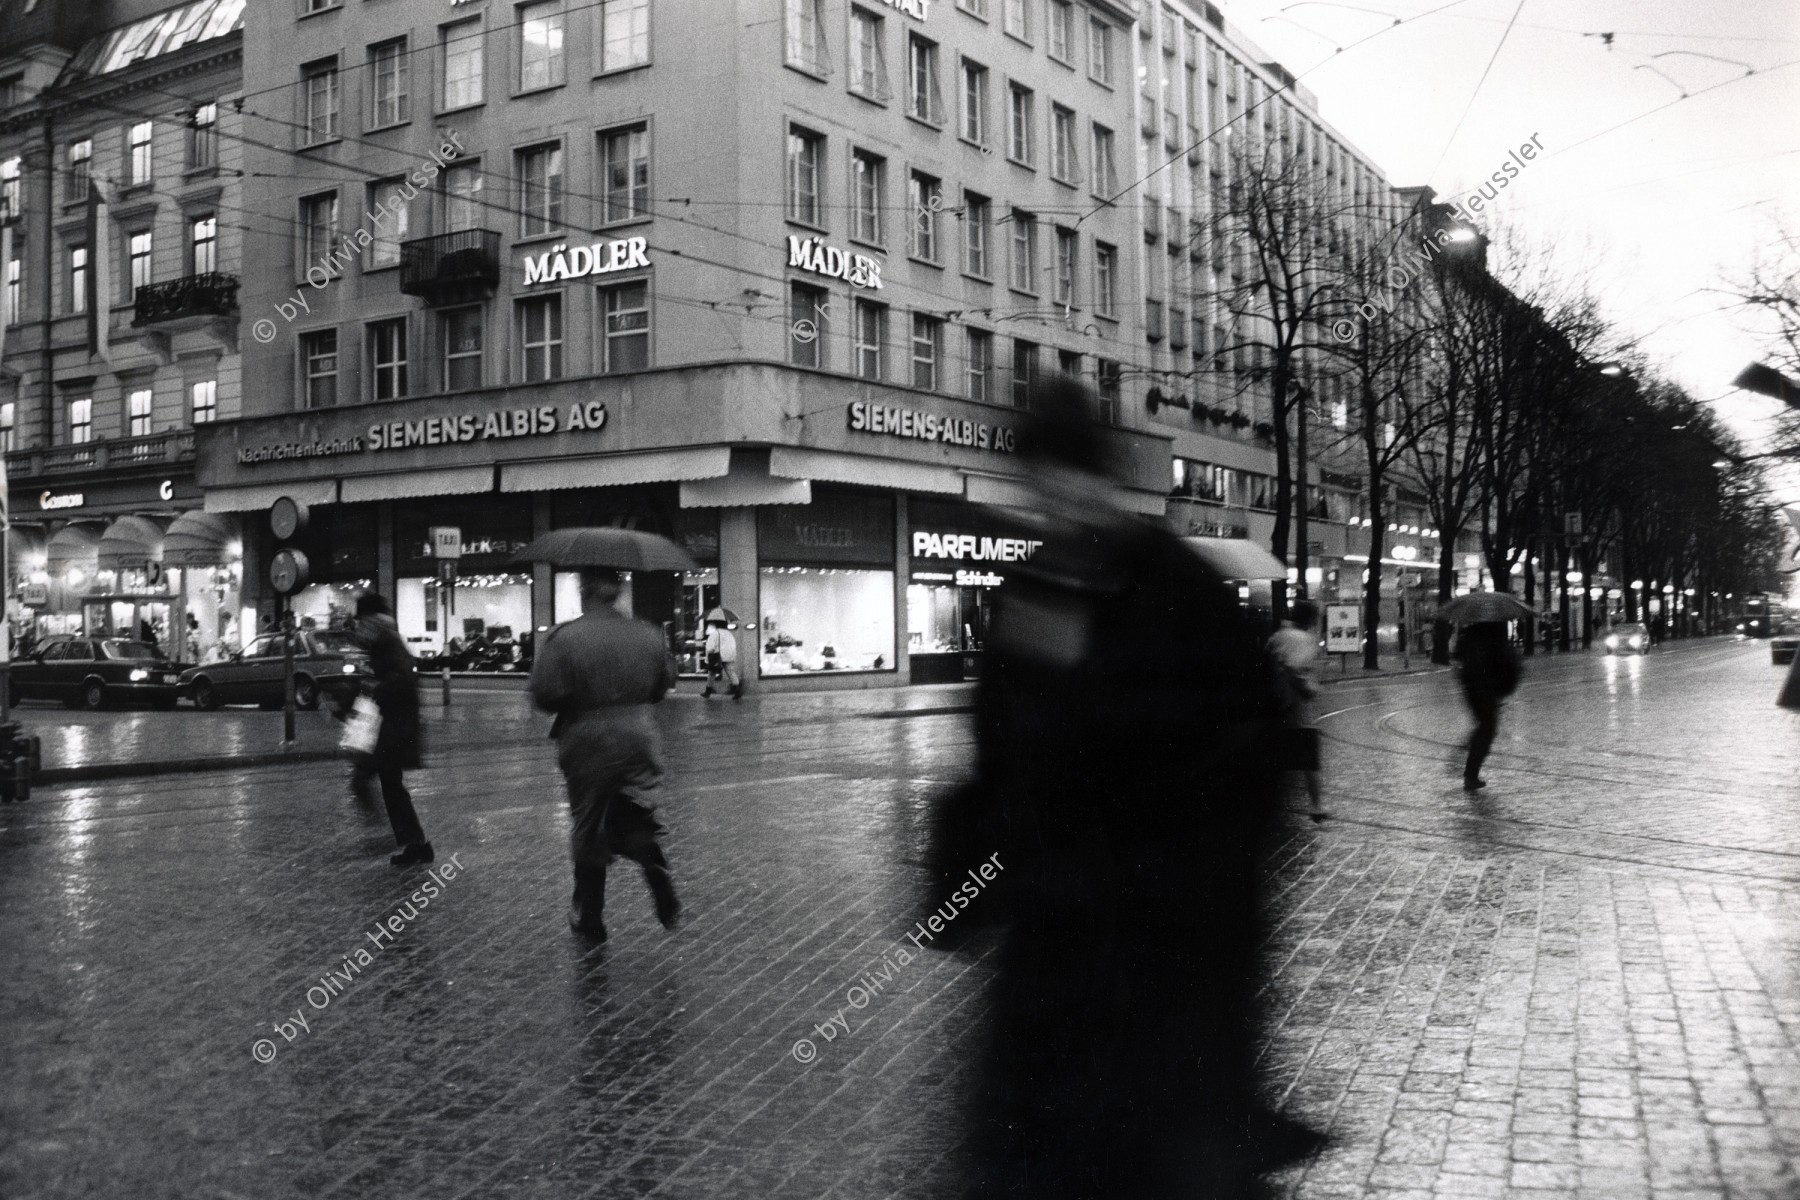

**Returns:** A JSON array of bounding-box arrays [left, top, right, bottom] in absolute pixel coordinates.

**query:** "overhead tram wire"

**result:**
[[1425, 0, 1529, 183], [1080, 0, 1482, 227]]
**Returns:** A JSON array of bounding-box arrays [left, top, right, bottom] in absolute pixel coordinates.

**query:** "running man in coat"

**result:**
[[1456, 620, 1521, 792], [530, 568, 681, 940]]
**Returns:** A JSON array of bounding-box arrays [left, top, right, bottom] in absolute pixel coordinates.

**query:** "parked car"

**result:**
[[1601, 622, 1650, 655], [180, 630, 372, 711], [9, 636, 182, 709], [1772, 622, 1800, 666]]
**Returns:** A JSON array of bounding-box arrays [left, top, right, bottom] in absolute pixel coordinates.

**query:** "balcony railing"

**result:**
[[131, 272, 239, 327], [400, 229, 501, 303], [8, 429, 196, 479]]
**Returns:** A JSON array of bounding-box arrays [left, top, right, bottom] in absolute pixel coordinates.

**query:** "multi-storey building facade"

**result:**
[[206, 0, 1181, 688], [148, 0, 1468, 684], [0, 0, 247, 663]]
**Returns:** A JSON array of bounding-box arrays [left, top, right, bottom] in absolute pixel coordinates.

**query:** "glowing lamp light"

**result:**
[[1566, 570, 1584, 584], [1631, 580, 1644, 589], [28, 570, 48, 586], [65, 567, 85, 588], [1662, 584, 1675, 594], [1608, 589, 1622, 599], [1465, 554, 1481, 569]]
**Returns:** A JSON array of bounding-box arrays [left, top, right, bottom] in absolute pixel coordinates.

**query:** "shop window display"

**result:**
[[291, 579, 371, 635], [759, 566, 894, 674], [399, 573, 531, 664]]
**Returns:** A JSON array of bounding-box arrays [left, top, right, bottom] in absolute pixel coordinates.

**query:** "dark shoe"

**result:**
[[1309, 810, 1330, 823], [701, 687, 714, 699], [646, 866, 681, 929], [568, 903, 608, 939], [389, 841, 434, 866], [1463, 778, 1487, 792], [731, 684, 743, 701]]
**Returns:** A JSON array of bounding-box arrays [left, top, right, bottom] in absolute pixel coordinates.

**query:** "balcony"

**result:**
[[400, 229, 501, 305], [131, 272, 239, 327], [8, 429, 196, 481]]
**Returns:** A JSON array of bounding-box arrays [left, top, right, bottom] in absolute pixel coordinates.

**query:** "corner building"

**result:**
[[211, 0, 1175, 689], [0, 0, 249, 663]]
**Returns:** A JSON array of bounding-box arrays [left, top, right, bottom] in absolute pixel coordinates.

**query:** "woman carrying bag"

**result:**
[[345, 592, 434, 866]]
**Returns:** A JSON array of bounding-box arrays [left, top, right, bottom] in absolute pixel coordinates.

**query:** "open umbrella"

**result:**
[[1441, 591, 1535, 625], [1181, 537, 1288, 580], [511, 527, 697, 573], [703, 606, 741, 626]]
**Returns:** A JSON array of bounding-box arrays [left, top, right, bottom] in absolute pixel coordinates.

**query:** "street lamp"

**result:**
[[1733, 362, 1800, 407]]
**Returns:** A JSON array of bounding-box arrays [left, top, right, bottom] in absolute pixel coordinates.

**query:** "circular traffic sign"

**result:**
[[270, 496, 309, 541], [269, 548, 311, 596]]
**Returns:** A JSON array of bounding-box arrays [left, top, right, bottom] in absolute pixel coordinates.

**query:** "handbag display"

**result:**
[[340, 695, 382, 757]]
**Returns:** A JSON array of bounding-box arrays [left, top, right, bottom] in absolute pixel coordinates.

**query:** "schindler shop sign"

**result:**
[[235, 400, 609, 465]]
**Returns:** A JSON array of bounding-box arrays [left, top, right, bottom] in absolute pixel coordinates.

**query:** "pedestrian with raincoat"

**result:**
[[351, 592, 433, 867], [919, 375, 1326, 1200], [529, 566, 681, 940]]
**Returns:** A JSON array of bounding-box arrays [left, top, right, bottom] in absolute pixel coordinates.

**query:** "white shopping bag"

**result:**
[[340, 695, 382, 756]]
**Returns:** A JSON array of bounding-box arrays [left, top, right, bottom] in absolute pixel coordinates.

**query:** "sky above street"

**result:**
[[1218, 0, 1800, 472]]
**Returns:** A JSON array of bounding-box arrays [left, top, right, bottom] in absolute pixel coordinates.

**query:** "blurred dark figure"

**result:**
[[1269, 599, 1326, 822], [352, 592, 433, 866], [922, 375, 1325, 1200], [530, 568, 680, 941], [1455, 621, 1521, 792]]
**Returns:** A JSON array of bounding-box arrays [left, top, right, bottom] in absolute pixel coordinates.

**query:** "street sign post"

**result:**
[[430, 528, 461, 659], [268, 545, 311, 745]]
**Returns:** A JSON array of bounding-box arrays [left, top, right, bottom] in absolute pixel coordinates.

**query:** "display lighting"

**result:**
[[1631, 580, 1644, 589], [65, 567, 85, 587], [1662, 584, 1675, 594], [1566, 570, 1583, 584]]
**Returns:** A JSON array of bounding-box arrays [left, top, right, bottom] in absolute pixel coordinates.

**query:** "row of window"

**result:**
[[785, 280, 1121, 421], [52, 381, 217, 449], [298, 0, 649, 146], [785, 124, 1120, 308], [787, 0, 1117, 91], [295, 283, 647, 409], [39, 106, 219, 212], [296, 123, 647, 269], [1171, 459, 1354, 522], [37, 214, 218, 317]]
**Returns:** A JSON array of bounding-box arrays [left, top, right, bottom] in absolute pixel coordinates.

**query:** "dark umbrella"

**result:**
[[1441, 591, 1536, 625], [703, 606, 741, 626], [511, 527, 697, 573]]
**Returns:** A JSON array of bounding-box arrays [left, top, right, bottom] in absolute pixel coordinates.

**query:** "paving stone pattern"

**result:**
[[3, 642, 1800, 1198]]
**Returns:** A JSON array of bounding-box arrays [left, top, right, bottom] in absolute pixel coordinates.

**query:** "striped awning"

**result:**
[[46, 522, 103, 566], [98, 515, 166, 570], [163, 511, 239, 566]]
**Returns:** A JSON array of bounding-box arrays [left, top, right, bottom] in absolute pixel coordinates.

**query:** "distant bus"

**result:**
[[1737, 593, 1781, 638]]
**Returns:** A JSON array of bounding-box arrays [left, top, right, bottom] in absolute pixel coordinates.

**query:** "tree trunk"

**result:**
[[1433, 539, 1455, 665]]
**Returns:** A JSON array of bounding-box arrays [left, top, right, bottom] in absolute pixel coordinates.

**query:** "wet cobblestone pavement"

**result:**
[[4, 641, 1800, 1198]]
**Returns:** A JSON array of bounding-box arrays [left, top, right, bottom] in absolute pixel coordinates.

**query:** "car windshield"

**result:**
[[313, 631, 362, 653], [101, 640, 161, 660]]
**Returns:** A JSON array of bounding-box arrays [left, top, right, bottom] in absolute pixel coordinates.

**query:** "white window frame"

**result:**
[[190, 215, 218, 275], [519, 0, 566, 91], [1008, 83, 1033, 165], [909, 172, 940, 262], [911, 313, 941, 391], [599, 280, 650, 373], [960, 58, 987, 145], [302, 60, 339, 144], [963, 191, 990, 278], [69, 397, 93, 445], [369, 38, 410, 127], [127, 388, 153, 438], [302, 330, 339, 408], [849, 7, 889, 100], [190, 380, 217, 424], [127, 121, 153, 184], [368, 319, 408, 400], [787, 126, 823, 226], [1009, 210, 1037, 293], [853, 299, 885, 380], [599, 123, 650, 224], [851, 149, 884, 245], [516, 142, 564, 237], [442, 19, 484, 110], [598, 0, 650, 72]]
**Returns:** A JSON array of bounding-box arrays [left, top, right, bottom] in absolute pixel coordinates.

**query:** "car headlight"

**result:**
[[342, 663, 358, 674], [129, 669, 149, 681]]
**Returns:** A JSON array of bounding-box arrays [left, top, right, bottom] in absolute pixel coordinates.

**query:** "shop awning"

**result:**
[[98, 515, 166, 569], [340, 466, 493, 504], [768, 448, 964, 495], [501, 447, 732, 493], [46, 522, 102, 566], [163, 511, 239, 566], [205, 480, 338, 513]]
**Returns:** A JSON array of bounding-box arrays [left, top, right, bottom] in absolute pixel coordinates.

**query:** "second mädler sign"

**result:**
[[847, 401, 1016, 453]]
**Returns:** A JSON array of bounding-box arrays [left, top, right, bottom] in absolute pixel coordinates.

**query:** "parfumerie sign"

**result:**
[[788, 236, 883, 290], [848, 401, 1017, 453], [235, 401, 608, 465], [523, 237, 649, 287], [912, 531, 1042, 562]]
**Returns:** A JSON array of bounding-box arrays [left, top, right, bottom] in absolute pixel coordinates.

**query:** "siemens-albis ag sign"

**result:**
[[235, 401, 608, 464]]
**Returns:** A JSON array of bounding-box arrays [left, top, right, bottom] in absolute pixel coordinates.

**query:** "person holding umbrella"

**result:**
[[351, 592, 433, 866], [1441, 592, 1530, 792], [520, 529, 688, 940], [701, 608, 742, 700]]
